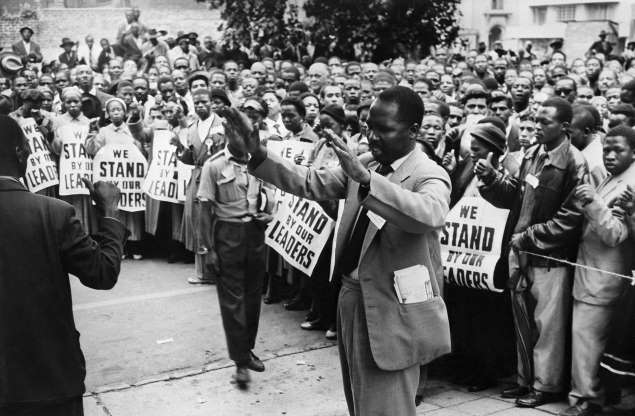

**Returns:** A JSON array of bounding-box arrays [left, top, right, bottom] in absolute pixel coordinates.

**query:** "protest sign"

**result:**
[[142, 130, 180, 203], [176, 161, 193, 203], [266, 139, 315, 212], [58, 124, 92, 196], [265, 193, 335, 276], [19, 118, 59, 193], [439, 197, 509, 292], [92, 144, 148, 212]]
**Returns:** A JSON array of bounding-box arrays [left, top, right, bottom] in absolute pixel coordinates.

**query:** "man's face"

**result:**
[[323, 85, 343, 106], [420, 114, 445, 148], [569, 117, 589, 150], [519, 119, 536, 147], [172, 71, 187, 92], [366, 100, 416, 165], [242, 78, 258, 97], [413, 81, 430, 101], [535, 106, 566, 145], [250, 63, 266, 82], [512, 78, 532, 102], [189, 79, 207, 92], [193, 93, 211, 119], [606, 87, 621, 110], [493, 60, 507, 80], [474, 55, 488, 73], [347, 64, 361, 78], [133, 79, 148, 102], [21, 29, 32, 42], [263, 93, 280, 116], [85, 36, 94, 47], [598, 70, 616, 92], [118, 86, 134, 106], [302, 96, 320, 124], [586, 59, 601, 78], [210, 73, 226, 90], [551, 53, 565, 67], [54, 74, 69, 92], [360, 81, 373, 102], [603, 135, 635, 176], [38, 76, 53, 90], [22, 70, 37, 88], [76, 66, 93, 89], [362, 63, 378, 81], [281, 71, 297, 88], [439, 75, 454, 95], [280, 104, 303, 133], [425, 72, 440, 90], [448, 106, 464, 127], [109, 61, 123, 78], [491, 100, 512, 125], [470, 138, 493, 167], [307, 65, 328, 92], [224, 62, 239, 79], [13, 77, 27, 95], [160, 82, 176, 101], [149, 109, 163, 123], [344, 79, 361, 104], [533, 69, 546, 87], [319, 113, 342, 136], [550, 67, 566, 83], [125, 10, 135, 23], [555, 79, 576, 103], [101, 39, 109, 49], [504, 70, 518, 87], [178, 39, 189, 53], [577, 87, 594, 101], [465, 97, 487, 115]]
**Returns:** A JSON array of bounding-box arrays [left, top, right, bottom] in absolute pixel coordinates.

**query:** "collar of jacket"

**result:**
[[0, 177, 27, 192], [524, 136, 571, 170]]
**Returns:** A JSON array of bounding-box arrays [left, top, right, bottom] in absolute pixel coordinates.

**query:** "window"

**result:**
[[557, 5, 576, 21], [533, 7, 547, 25], [491, 0, 504, 10], [587, 4, 613, 20]]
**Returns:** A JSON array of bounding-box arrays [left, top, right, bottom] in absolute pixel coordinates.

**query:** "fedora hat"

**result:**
[[0, 52, 24, 74], [60, 37, 75, 48], [19, 26, 34, 36]]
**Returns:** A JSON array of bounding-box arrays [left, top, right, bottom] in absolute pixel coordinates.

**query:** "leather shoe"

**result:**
[[415, 394, 424, 407], [558, 404, 600, 416], [501, 385, 531, 398], [516, 390, 560, 408], [233, 366, 250, 388], [187, 276, 215, 285], [300, 320, 327, 330], [247, 351, 265, 372], [284, 299, 311, 311]]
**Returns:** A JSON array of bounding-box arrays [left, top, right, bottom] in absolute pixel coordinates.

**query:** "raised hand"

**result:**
[[218, 107, 260, 154], [323, 128, 370, 184], [474, 152, 496, 181], [82, 178, 121, 218], [441, 152, 457, 173]]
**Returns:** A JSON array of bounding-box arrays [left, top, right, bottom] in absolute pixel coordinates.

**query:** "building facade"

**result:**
[[459, 0, 635, 59]]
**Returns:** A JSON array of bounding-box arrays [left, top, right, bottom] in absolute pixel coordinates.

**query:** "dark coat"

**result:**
[[58, 51, 80, 68], [479, 140, 588, 266], [0, 178, 127, 405], [11, 40, 42, 62]]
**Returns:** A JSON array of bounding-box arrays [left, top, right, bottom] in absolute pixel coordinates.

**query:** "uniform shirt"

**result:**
[[197, 147, 261, 221]]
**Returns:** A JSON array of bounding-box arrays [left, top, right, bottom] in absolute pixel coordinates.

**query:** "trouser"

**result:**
[[195, 253, 215, 280], [1, 396, 83, 416], [569, 300, 614, 407], [215, 220, 266, 364], [522, 266, 571, 393], [338, 276, 419, 416]]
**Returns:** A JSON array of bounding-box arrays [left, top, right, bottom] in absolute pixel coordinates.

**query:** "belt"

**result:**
[[217, 216, 253, 224]]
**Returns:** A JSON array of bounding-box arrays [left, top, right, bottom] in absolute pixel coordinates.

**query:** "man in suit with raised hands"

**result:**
[[222, 86, 452, 415]]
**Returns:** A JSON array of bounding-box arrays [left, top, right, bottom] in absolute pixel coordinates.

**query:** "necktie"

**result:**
[[339, 163, 393, 275]]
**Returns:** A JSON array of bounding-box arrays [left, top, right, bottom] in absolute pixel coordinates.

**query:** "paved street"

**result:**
[[72, 258, 634, 415]]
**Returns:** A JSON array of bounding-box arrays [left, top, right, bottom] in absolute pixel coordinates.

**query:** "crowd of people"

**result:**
[[2, 6, 635, 416]]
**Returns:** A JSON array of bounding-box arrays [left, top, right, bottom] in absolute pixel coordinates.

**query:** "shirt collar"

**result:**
[[538, 138, 569, 169]]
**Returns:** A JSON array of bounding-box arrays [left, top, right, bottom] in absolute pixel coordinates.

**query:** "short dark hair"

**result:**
[[606, 125, 635, 149], [490, 94, 512, 109], [541, 97, 573, 124], [377, 85, 424, 126], [572, 105, 598, 132], [280, 96, 306, 118]]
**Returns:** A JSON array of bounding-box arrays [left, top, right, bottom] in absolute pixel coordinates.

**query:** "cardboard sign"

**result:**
[[92, 144, 148, 212], [266, 139, 314, 164], [265, 193, 335, 276], [19, 118, 59, 193], [439, 197, 509, 292], [176, 161, 194, 203], [58, 124, 92, 196], [142, 130, 180, 203]]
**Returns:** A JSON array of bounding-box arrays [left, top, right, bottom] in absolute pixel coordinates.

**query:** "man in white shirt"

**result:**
[[12, 27, 42, 63], [77, 35, 102, 72]]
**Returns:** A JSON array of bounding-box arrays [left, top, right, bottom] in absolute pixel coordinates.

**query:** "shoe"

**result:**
[[516, 390, 561, 408], [284, 300, 311, 311], [187, 276, 215, 285], [132, 254, 143, 260], [559, 404, 600, 416], [300, 320, 327, 330], [167, 252, 180, 264], [415, 394, 424, 407], [233, 365, 250, 388], [325, 328, 337, 340], [467, 379, 495, 392], [263, 295, 282, 304], [247, 351, 265, 372], [501, 385, 531, 398]]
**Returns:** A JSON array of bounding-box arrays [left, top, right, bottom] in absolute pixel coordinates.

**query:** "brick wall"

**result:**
[[1, 1, 222, 62]]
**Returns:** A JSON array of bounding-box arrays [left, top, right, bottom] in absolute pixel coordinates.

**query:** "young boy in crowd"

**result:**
[[562, 125, 635, 416]]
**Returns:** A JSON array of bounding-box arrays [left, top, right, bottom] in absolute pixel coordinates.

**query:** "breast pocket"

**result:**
[[217, 176, 240, 202]]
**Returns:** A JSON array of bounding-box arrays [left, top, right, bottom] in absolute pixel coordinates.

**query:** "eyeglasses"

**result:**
[[555, 88, 573, 95]]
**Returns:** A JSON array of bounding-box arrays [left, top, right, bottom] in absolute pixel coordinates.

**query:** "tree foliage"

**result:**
[[303, 0, 461, 62]]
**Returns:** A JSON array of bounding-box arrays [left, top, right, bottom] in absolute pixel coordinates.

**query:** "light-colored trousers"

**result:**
[[568, 300, 614, 406]]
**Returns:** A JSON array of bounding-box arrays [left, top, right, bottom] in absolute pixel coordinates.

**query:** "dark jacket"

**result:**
[[11, 40, 42, 62], [0, 179, 127, 405], [479, 139, 588, 266], [58, 51, 80, 68]]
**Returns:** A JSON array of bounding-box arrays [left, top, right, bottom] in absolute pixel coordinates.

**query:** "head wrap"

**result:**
[[105, 97, 127, 113], [61, 86, 82, 101]]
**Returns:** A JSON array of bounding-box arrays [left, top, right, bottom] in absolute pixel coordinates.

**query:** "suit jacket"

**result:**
[[11, 40, 42, 62], [0, 179, 127, 405], [121, 34, 143, 64], [250, 147, 452, 370], [573, 164, 635, 305], [58, 51, 79, 68]]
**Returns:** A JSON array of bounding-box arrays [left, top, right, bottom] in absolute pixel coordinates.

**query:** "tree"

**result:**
[[303, 0, 461, 62]]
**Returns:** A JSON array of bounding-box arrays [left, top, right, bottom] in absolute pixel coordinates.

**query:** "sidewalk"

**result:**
[[84, 345, 635, 416]]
